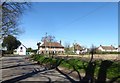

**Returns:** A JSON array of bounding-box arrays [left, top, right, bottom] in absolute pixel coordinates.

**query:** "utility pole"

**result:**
[[74, 40, 76, 52], [45, 32, 47, 54]]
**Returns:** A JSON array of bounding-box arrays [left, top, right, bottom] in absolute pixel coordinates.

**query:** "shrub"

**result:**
[[31, 54, 120, 81]]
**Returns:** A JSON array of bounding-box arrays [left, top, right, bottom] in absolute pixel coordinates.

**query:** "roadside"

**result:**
[[2, 56, 78, 83], [31, 54, 120, 83]]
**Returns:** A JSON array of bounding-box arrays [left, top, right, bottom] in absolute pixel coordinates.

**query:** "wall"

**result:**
[[17, 45, 26, 55]]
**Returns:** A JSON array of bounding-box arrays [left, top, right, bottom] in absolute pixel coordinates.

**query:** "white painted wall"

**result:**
[[98, 46, 118, 52], [76, 50, 80, 54], [14, 44, 26, 55], [98, 46, 105, 51]]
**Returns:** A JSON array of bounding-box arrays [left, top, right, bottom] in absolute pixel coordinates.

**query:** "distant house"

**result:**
[[118, 45, 120, 52], [82, 48, 88, 53], [0, 44, 7, 56], [73, 43, 88, 54], [97, 45, 117, 52], [74, 43, 82, 54], [38, 42, 64, 54], [14, 44, 27, 55]]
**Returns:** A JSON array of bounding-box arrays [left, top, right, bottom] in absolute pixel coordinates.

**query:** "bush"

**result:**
[[32, 54, 120, 81]]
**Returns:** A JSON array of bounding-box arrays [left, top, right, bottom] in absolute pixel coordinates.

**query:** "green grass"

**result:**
[[31, 54, 120, 82]]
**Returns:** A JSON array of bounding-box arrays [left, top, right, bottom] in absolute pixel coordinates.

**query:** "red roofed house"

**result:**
[[38, 42, 64, 54], [97, 45, 118, 52]]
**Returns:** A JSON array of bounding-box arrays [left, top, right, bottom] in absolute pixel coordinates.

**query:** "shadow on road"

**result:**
[[56, 67, 78, 83], [2, 63, 37, 69], [2, 68, 52, 83], [53, 54, 120, 83]]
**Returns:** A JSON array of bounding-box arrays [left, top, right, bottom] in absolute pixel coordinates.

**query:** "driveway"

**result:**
[[1, 55, 77, 83]]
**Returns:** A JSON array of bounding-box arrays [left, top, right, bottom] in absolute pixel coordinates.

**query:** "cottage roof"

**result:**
[[100, 45, 116, 50], [40, 42, 64, 48], [74, 44, 83, 50], [20, 44, 27, 49]]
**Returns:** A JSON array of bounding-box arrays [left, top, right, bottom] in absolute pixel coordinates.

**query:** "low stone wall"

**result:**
[[57, 54, 120, 60]]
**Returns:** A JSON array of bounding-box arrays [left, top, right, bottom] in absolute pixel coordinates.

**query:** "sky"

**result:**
[[18, 2, 118, 49]]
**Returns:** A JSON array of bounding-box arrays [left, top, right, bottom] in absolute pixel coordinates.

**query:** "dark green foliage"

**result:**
[[27, 48, 33, 52], [31, 54, 120, 82], [2, 35, 21, 53], [27, 48, 37, 54], [107, 61, 120, 79]]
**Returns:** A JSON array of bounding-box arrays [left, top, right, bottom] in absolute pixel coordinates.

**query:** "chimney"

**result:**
[[60, 40, 61, 45]]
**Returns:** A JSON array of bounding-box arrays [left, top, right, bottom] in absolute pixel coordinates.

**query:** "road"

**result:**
[[1, 56, 78, 83]]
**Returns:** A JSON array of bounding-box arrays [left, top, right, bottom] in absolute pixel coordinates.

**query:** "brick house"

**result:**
[[38, 42, 64, 54]]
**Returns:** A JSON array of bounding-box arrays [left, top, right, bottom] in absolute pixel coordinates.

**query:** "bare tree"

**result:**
[[41, 34, 55, 43], [1, 1, 31, 39], [64, 42, 71, 53]]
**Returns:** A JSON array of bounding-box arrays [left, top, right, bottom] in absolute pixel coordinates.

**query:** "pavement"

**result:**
[[1, 55, 78, 83]]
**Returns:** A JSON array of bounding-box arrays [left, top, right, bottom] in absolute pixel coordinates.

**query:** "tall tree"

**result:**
[[89, 44, 97, 62], [41, 33, 55, 43], [1, 1, 30, 39], [64, 42, 71, 53], [2, 35, 21, 53]]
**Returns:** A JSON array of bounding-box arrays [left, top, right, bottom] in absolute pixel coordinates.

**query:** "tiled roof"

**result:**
[[40, 42, 64, 48], [100, 45, 116, 50], [74, 44, 82, 50]]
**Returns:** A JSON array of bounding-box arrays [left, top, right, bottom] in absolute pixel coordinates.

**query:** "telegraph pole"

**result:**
[[45, 32, 47, 54]]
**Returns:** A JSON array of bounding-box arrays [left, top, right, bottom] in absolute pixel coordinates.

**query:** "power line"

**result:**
[[64, 3, 110, 27]]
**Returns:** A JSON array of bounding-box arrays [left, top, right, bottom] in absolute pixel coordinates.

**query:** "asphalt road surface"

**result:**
[[1, 55, 77, 83]]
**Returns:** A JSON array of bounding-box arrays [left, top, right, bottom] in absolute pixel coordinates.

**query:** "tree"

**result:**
[[1, 1, 30, 39], [37, 42, 41, 49], [27, 47, 33, 52], [64, 42, 71, 54], [41, 33, 55, 43], [89, 44, 97, 62], [2, 35, 21, 53]]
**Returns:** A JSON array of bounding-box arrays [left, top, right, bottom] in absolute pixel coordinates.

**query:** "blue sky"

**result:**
[[18, 2, 118, 49]]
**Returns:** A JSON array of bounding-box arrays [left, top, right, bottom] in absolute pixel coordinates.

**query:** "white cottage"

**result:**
[[14, 44, 27, 55], [97, 45, 117, 52]]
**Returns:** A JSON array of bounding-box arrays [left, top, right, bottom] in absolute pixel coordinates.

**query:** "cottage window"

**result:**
[[20, 47, 23, 50], [20, 47, 23, 52]]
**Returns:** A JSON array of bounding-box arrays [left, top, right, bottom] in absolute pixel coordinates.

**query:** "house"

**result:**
[[118, 45, 120, 52], [38, 42, 64, 54], [97, 45, 118, 52], [0, 41, 7, 56], [14, 44, 27, 55], [73, 43, 82, 54], [81, 47, 88, 54], [73, 43, 88, 54]]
